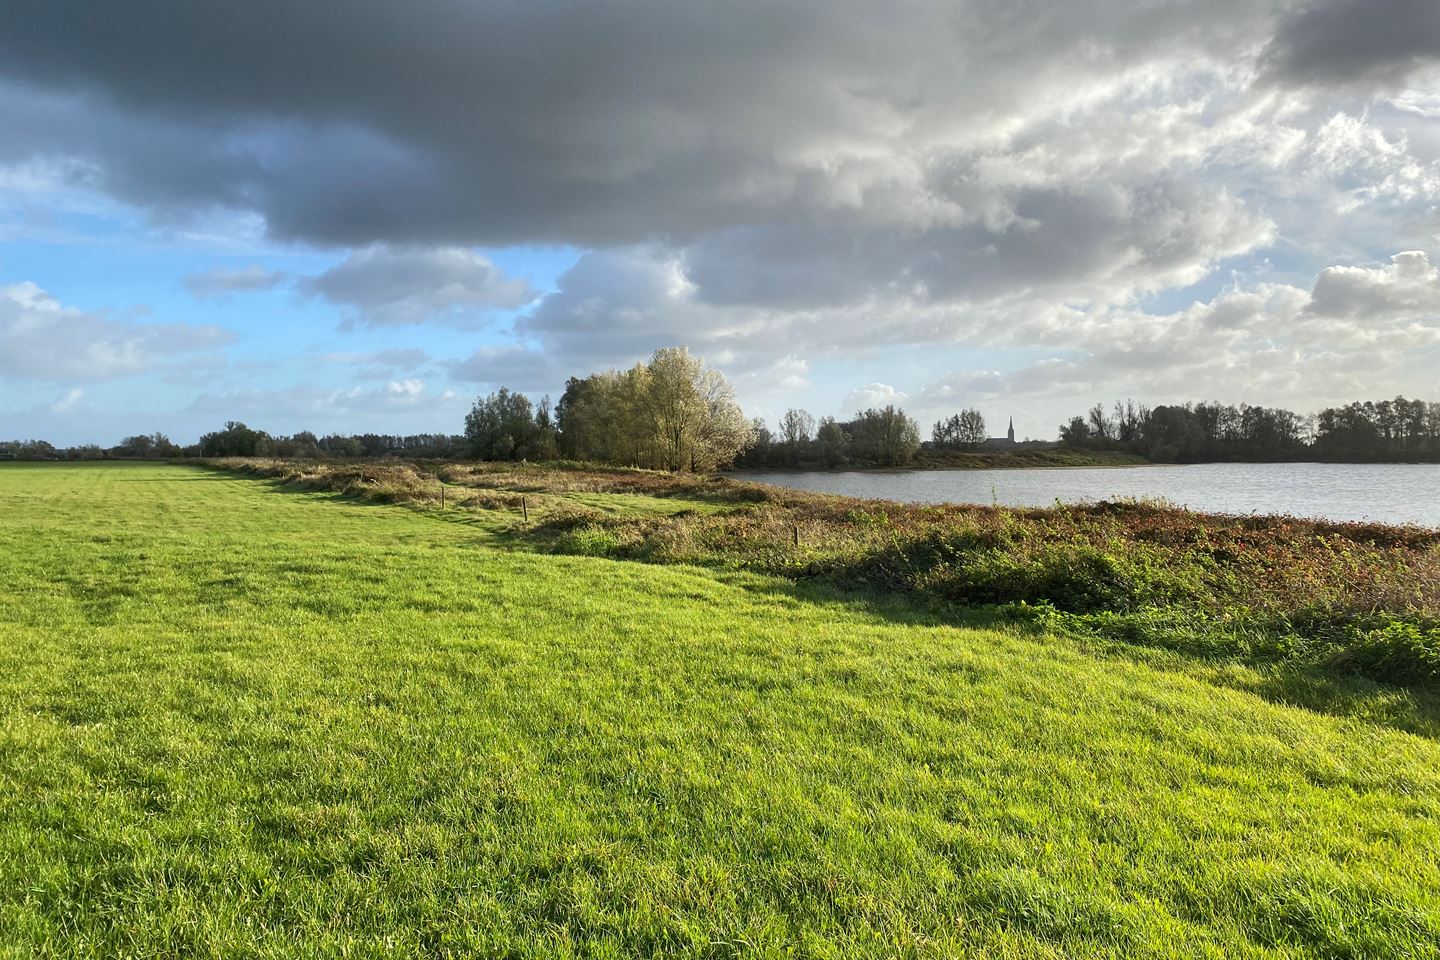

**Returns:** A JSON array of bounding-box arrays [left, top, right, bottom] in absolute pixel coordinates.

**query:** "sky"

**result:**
[[1, 0, 1437, 447]]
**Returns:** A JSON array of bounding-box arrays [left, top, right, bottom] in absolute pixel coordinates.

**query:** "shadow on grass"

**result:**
[[746, 573, 1440, 739], [1220, 667, 1440, 740], [1045, 630, 1440, 740], [234, 469, 1440, 741]]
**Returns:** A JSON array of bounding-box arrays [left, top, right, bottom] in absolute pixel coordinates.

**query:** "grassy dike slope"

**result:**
[[0, 462, 1436, 958]]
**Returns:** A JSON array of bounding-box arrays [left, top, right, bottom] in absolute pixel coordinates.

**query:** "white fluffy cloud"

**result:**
[[912, 251, 1439, 430], [1, 281, 233, 383], [845, 383, 909, 413], [183, 265, 287, 299], [1307, 250, 1439, 319]]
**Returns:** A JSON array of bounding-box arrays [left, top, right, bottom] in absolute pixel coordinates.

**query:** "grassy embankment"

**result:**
[[214, 457, 1439, 695], [1, 460, 1437, 958], [906, 449, 1149, 470]]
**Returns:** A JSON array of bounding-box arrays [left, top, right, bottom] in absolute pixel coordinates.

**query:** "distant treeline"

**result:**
[[1059, 396, 1440, 463], [3, 346, 1434, 471], [0, 429, 468, 462]]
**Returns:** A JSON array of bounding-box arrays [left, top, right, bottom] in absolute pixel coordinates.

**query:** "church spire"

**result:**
[[1007, 416, 1015, 443]]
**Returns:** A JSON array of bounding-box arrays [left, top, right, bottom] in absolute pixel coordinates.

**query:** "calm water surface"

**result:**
[[731, 462, 1440, 527]]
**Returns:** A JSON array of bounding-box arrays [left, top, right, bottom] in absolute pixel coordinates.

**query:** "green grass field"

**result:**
[[1, 462, 1437, 958]]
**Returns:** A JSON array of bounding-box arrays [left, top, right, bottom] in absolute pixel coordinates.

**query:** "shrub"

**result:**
[[1322, 618, 1440, 685]]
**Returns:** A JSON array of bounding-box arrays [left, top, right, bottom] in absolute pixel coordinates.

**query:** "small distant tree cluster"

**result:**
[[0, 434, 184, 460], [737, 405, 921, 468], [111, 432, 182, 459], [463, 388, 559, 461], [815, 416, 849, 467], [850, 406, 922, 466], [200, 421, 272, 457], [778, 408, 815, 465], [192, 425, 470, 460], [931, 409, 986, 449], [0, 440, 54, 460]]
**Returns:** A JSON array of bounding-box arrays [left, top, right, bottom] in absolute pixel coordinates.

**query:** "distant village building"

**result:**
[[982, 417, 1018, 449]]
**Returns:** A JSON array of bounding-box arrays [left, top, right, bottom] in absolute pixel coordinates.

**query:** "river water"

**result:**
[[730, 462, 1440, 527]]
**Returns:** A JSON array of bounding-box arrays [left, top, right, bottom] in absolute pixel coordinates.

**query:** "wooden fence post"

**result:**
[[522, 496, 528, 523]]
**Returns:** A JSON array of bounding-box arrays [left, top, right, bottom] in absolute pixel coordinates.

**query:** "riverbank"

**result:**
[[199, 456, 1440, 697], [915, 448, 1148, 469], [734, 448, 1149, 471]]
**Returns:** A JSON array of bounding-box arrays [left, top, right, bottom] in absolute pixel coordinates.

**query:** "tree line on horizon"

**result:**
[[3, 345, 1436, 467], [1058, 396, 1440, 463], [0, 428, 471, 463]]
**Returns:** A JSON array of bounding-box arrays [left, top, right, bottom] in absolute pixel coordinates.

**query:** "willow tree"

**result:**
[[554, 347, 754, 471], [643, 347, 753, 471]]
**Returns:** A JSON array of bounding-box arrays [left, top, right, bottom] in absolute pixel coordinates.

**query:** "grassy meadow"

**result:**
[[1, 460, 1438, 958]]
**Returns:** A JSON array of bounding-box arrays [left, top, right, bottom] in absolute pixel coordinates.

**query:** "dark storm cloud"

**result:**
[[1262, 0, 1440, 88], [0, 0, 1289, 248]]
